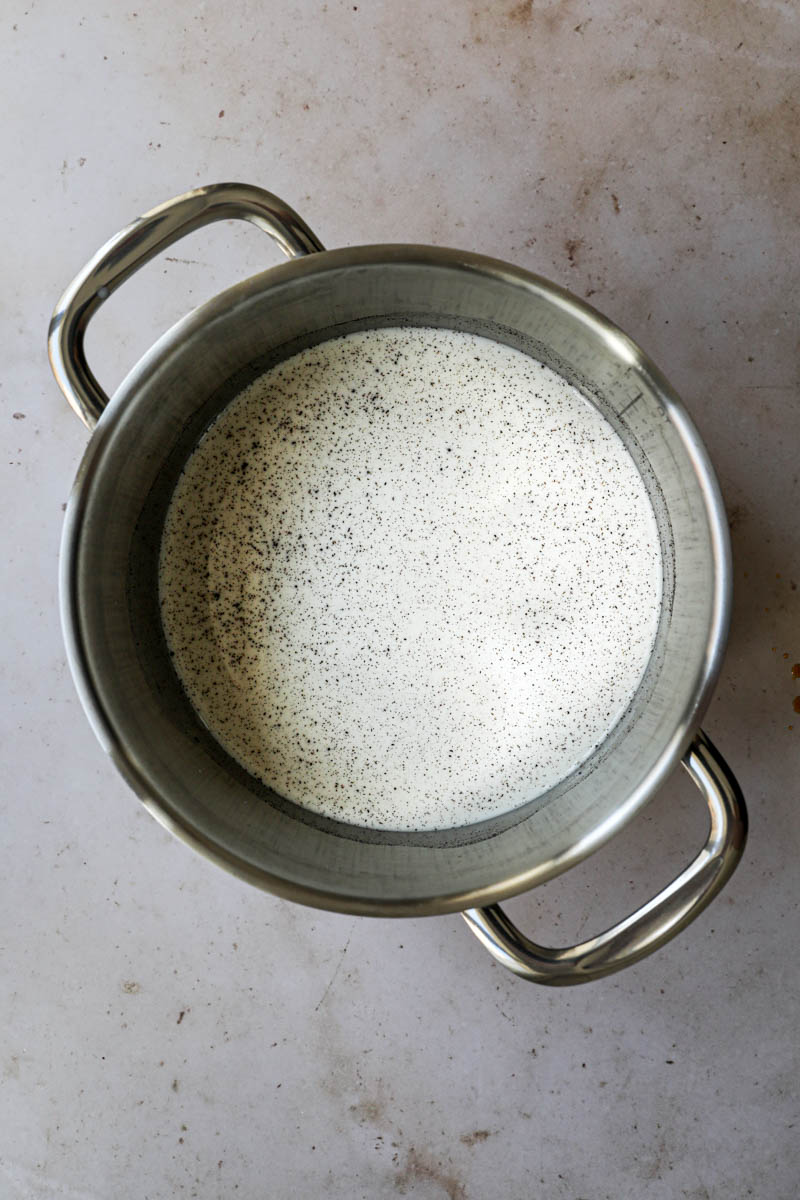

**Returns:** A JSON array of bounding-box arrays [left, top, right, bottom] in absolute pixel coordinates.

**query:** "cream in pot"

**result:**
[[159, 326, 662, 832]]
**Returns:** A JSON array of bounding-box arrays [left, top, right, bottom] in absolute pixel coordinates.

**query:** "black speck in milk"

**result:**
[[159, 328, 662, 831]]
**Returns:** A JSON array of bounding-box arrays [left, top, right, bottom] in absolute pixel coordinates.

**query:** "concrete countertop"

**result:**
[[3, 2, 798, 1197]]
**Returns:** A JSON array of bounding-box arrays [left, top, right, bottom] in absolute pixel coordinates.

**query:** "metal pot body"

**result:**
[[51, 185, 745, 984]]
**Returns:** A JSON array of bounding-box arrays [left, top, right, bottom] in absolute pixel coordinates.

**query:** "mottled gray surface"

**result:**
[[2, 2, 798, 1198]]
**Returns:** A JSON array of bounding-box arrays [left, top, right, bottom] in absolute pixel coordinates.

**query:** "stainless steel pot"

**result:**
[[49, 183, 746, 985]]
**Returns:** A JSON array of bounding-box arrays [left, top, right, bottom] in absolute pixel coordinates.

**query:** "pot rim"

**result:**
[[59, 243, 732, 916]]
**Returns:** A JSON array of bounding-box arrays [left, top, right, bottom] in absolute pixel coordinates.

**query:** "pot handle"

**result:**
[[48, 182, 326, 430], [462, 730, 747, 985]]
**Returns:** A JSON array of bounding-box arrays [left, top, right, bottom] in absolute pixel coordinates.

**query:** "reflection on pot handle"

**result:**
[[462, 730, 747, 985], [48, 183, 326, 430]]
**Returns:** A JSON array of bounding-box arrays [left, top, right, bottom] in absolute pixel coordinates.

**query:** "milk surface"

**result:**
[[159, 327, 662, 831]]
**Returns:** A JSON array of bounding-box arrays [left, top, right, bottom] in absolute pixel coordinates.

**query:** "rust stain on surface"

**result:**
[[726, 503, 750, 531], [394, 1147, 467, 1199], [350, 1096, 386, 1125], [460, 1129, 493, 1146], [507, 0, 533, 22], [564, 237, 583, 265]]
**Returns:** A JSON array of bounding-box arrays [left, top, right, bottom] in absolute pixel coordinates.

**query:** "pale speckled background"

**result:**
[[2, 2, 799, 1198]]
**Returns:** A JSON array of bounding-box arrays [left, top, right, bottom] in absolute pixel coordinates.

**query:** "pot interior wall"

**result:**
[[68, 247, 722, 913]]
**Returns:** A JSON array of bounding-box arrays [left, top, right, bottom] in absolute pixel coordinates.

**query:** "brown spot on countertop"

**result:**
[[218, 109, 225, 118], [726, 503, 750, 531], [793, 697, 800, 714], [394, 1147, 466, 1200], [507, 0, 533, 22], [12, 412, 25, 419], [350, 1096, 386, 1125], [177, 1010, 185, 1024], [460, 1129, 493, 1146], [564, 237, 583, 265], [792, 663, 800, 678], [611, 193, 621, 214], [121, 980, 140, 994]]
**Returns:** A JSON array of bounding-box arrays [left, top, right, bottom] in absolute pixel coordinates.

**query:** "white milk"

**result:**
[[159, 327, 662, 831]]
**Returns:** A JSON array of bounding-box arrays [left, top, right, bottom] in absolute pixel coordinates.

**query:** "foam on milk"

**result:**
[[159, 328, 662, 832]]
